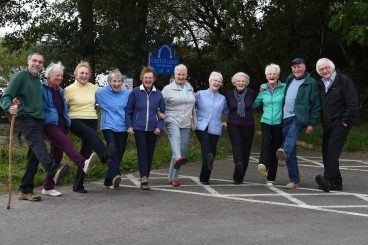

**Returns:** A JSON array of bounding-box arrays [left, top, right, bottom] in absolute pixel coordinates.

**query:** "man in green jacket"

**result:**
[[0, 50, 63, 201], [276, 58, 320, 189]]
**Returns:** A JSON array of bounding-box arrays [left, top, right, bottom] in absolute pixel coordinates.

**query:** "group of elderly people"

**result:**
[[0, 50, 358, 202]]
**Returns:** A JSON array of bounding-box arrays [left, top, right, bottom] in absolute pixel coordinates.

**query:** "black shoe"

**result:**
[[55, 164, 70, 186], [233, 180, 243, 185], [73, 188, 88, 193], [235, 162, 244, 173], [331, 185, 343, 191], [315, 175, 331, 192], [200, 181, 209, 185]]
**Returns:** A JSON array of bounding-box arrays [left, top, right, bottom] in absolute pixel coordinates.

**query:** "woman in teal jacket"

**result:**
[[253, 64, 286, 186]]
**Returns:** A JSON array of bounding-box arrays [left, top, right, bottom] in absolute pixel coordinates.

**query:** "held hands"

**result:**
[[305, 126, 314, 134], [157, 111, 166, 120], [154, 128, 161, 135], [127, 127, 134, 135]]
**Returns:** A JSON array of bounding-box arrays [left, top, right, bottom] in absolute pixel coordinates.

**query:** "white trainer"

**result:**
[[83, 152, 98, 174], [257, 164, 268, 177], [42, 189, 62, 197], [266, 181, 275, 186]]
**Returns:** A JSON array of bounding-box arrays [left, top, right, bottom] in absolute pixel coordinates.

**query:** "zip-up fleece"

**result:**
[[125, 85, 165, 131], [253, 82, 286, 125]]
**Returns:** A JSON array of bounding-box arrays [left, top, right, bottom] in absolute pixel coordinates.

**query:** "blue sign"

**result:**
[[149, 44, 179, 74]]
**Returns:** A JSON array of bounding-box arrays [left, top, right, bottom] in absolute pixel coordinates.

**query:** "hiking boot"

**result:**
[[174, 157, 187, 169], [315, 175, 331, 192], [19, 192, 41, 201], [55, 164, 70, 186], [276, 148, 286, 167], [257, 164, 268, 177], [285, 182, 299, 189], [53, 164, 70, 185], [42, 189, 62, 197], [83, 152, 98, 174]]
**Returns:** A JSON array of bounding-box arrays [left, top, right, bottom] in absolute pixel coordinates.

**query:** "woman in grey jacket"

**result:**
[[162, 64, 196, 187]]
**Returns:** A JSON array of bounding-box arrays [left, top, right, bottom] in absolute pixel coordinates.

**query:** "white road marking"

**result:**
[[297, 156, 324, 167]]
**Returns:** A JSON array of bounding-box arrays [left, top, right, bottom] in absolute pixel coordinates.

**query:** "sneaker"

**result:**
[[266, 181, 275, 186], [315, 175, 331, 192], [140, 179, 150, 190], [207, 153, 214, 171], [276, 148, 286, 167], [174, 157, 187, 169], [42, 189, 62, 197], [19, 192, 41, 201], [285, 182, 299, 189], [83, 152, 98, 174], [53, 164, 69, 185], [55, 164, 70, 186], [112, 175, 122, 189], [257, 164, 268, 177]]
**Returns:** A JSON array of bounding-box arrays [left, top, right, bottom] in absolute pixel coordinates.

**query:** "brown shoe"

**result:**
[[19, 192, 41, 201], [285, 182, 299, 189]]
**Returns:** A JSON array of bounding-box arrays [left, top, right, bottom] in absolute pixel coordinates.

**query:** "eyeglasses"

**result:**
[[318, 66, 331, 72]]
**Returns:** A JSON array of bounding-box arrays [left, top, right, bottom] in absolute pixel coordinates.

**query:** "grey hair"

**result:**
[[265, 63, 281, 76], [45, 62, 64, 78], [107, 69, 124, 83], [208, 71, 223, 85], [231, 72, 250, 86], [174, 64, 188, 74], [316, 58, 335, 75]]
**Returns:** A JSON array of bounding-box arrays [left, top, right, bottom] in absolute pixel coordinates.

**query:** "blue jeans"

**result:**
[[102, 130, 127, 186], [282, 117, 303, 184], [164, 122, 190, 181]]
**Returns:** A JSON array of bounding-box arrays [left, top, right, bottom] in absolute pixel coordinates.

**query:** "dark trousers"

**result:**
[[134, 130, 158, 178], [259, 123, 283, 181], [196, 129, 219, 182], [43, 124, 85, 190], [16, 116, 58, 193], [102, 129, 127, 186], [227, 124, 254, 183], [69, 119, 107, 190], [322, 121, 350, 187]]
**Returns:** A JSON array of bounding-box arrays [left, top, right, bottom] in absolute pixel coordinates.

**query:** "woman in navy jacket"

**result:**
[[125, 67, 165, 190]]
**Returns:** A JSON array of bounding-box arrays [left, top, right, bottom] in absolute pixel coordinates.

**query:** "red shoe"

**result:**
[[170, 180, 180, 187], [174, 157, 187, 169]]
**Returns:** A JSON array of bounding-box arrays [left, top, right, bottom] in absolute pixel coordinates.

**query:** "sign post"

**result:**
[[149, 44, 179, 75]]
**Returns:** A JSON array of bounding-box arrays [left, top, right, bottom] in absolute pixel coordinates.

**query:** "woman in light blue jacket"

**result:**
[[253, 64, 286, 186], [96, 69, 130, 190], [195, 71, 228, 184]]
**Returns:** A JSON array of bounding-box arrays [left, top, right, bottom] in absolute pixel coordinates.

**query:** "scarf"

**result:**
[[48, 80, 61, 91], [234, 88, 247, 117]]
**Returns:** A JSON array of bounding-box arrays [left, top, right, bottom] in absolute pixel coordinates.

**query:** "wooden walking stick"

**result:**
[[7, 104, 16, 209]]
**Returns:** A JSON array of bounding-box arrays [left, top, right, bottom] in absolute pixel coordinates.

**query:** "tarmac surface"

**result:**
[[1, 146, 368, 245]]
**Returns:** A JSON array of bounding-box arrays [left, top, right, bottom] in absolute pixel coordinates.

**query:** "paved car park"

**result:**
[[1, 150, 368, 245]]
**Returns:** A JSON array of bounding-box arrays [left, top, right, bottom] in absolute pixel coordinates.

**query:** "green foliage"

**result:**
[[329, 1, 368, 46]]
